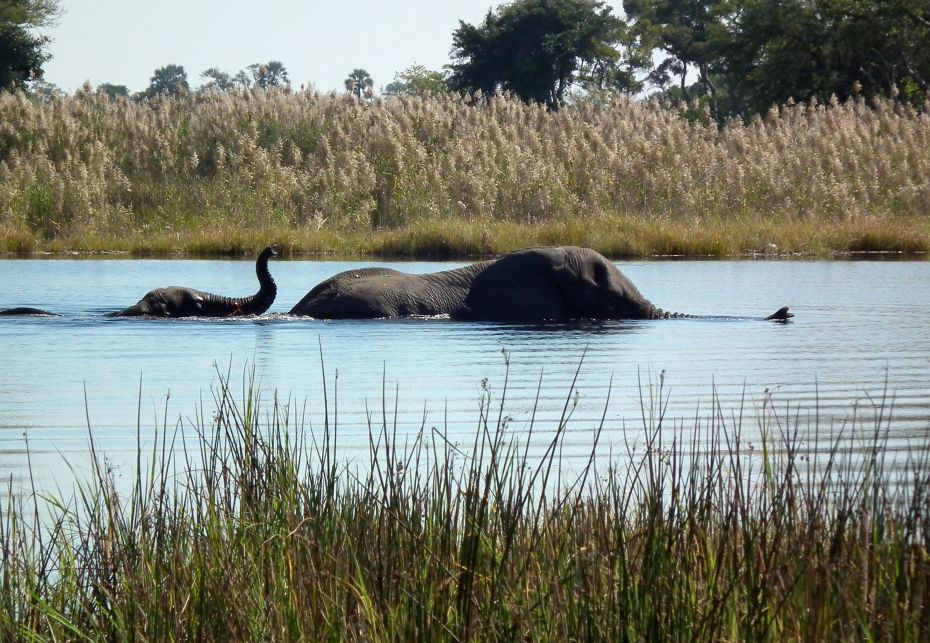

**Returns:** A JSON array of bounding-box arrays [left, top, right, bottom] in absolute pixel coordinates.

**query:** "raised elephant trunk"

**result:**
[[115, 245, 279, 317], [226, 245, 278, 315]]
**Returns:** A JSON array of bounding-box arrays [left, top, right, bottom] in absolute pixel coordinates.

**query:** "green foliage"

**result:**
[[624, 0, 727, 117], [2, 368, 930, 639], [629, 0, 930, 119], [0, 24, 45, 89], [344, 68, 373, 99], [199, 62, 289, 93], [384, 64, 448, 98], [248, 60, 289, 89], [448, 0, 632, 108], [199, 67, 238, 92], [0, 0, 59, 25], [23, 180, 53, 236], [0, 0, 59, 90], [144, 64, 189, 99], [97, 82, 128, 99]]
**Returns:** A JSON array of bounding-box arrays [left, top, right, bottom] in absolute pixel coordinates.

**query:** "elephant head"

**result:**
[[115, 245, 279, 317]]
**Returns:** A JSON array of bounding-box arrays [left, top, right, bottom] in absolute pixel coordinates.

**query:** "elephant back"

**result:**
[[463, 248, 571, 322]]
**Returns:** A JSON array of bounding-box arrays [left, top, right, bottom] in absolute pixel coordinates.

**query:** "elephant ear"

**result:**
[[464, 248, 570, 322]]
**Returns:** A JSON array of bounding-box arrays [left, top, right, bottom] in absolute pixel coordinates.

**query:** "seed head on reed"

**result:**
[[0, 89, 927, 255]]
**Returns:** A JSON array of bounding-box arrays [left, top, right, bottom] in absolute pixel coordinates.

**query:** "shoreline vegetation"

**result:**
[[2, 368, 929, 639], [1, 89, 928, 259]]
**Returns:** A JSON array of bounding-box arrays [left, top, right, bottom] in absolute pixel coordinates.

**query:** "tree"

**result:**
[[0, 22, 46, 89], [200, 67, 237, 92], [383, 64, 448, 97], [344, 68, 373, 99], [575, 19, 651, 96], [717, 0, 930, 115], [247, 60, 289, 89], [28, 77, 62, 100], [807, 0, 929, 106], [448, 0, 628, 109], [144, 64, 189, 98], [97, 82, 128, 99], [630, 0, 930, 119], [0, 0, 60, 90], [0, 0, 59, 24], [623, 0, 727, 115]]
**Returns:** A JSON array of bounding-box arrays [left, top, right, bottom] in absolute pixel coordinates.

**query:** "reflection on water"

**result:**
[[1, 257, 929, 499]]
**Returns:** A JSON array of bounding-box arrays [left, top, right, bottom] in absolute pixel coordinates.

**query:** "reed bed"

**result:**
[[1, 88, 928, 257], [2, 366, 929, 640]]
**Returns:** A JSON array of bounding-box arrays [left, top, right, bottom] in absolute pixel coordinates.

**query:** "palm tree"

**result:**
[[344, 68, 373, 99], [249, 60, 289, 89]]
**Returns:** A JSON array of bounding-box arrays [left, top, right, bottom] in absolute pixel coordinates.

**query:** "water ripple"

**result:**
[[2, 258, 929, 497]]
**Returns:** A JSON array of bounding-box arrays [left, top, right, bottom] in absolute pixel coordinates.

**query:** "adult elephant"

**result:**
[[114, 245, 279, 317], [289, 260, 491, 319], [289, 246, 792, 322]]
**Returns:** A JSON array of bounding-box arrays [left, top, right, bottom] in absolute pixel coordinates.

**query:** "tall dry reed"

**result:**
[[1, 88, 928, 255]]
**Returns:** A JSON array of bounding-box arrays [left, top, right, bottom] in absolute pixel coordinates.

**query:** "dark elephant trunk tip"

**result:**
[[765, 306, 794, 321], [241, 244, 279, 316]]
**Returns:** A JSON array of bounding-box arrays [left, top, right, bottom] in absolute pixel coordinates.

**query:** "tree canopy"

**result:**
[[5, 0, 927, 119], [199, 61, 290, 93], [0, 0, 60, 90], [200, 68, 239, 92], [626, 0, 930, 119], [384, 64, 448, 98], [448, 0, 633, 108], [97, 82, 128, 99], [444, 0, 928, 117], [344, 68, 373, 99], [144, 64, 189, 99], [623, 0, 726, 112], [248, 61, 289, 89]]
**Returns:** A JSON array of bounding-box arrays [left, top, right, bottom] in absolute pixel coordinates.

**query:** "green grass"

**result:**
[[2, 214, 928, 258], [2, 365, 929, 640]]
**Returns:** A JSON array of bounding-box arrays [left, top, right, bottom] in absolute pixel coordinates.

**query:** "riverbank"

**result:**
[[2, 89, 928, 259], [2, 214, 928, 258], [2, 371, 928, 640]]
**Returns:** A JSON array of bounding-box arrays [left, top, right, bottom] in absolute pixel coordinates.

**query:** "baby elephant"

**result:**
[[114, 245, 278, 317]]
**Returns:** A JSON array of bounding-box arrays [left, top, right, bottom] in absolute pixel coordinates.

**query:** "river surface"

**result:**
[[2, 257, 929, 499]]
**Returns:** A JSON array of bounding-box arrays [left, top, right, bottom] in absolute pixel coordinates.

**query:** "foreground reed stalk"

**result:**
[[1, 89, 928, 256], [1, 367, 929, 640]]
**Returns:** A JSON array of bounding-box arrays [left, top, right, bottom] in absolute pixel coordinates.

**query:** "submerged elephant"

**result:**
[[289, 245, 793, 322], [114, 245, 279, 317], [1, 246, 280, 318], [0, 307, 59, 316]]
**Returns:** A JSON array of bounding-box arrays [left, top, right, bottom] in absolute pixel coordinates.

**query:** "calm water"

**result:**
[[2, 257, 929, 498]]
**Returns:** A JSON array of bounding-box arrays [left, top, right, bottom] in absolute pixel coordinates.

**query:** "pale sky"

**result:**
[[42, 1, 626, 94]]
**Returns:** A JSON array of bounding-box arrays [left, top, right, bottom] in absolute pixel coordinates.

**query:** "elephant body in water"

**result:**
[[114, 246, 278, 317], [0, 307, 58, 316], [1, 246, 279, 318], [289, 246, 792, 322], [288, 263, 490, 319]]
